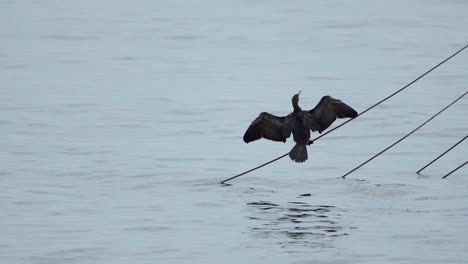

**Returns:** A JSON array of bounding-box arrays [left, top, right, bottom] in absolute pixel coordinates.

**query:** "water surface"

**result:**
[[1, 0, 467, 263]]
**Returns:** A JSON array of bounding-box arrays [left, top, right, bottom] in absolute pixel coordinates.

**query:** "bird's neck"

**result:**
[[293, 103, 302, 112]]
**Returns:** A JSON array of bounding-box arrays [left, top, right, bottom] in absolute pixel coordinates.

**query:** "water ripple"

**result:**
[[246, 200, 354, 252]]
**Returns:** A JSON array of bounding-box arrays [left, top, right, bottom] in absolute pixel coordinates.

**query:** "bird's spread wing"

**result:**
[[304, 96, 358, 133], [243, 112, 294, 143]]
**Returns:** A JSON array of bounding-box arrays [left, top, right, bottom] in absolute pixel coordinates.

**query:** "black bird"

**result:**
[[243, 91, 358, 163]]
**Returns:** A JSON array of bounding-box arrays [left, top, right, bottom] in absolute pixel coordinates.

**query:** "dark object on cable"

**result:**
[[243, 91, 358, 163]]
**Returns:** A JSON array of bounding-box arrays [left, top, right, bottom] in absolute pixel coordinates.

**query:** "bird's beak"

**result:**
[[298, 91, 302, 97]]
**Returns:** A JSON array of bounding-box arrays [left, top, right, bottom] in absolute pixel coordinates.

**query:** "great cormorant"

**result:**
[[243, 91, 358, 163]]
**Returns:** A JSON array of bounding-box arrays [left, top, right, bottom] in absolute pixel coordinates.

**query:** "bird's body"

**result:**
[[243, 92, 358, 162]]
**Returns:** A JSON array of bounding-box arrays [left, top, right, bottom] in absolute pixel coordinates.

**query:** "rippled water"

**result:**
[[1, 0, 467, 263]]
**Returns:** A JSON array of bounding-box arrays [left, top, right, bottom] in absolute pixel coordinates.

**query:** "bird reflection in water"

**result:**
[[246, 199, 354, 251]]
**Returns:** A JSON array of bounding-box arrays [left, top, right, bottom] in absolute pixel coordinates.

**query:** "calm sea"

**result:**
[[1, 0, 467, 263]]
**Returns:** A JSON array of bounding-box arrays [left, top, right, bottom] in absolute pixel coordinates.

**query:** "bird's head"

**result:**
[[292, 90, 301, 103]]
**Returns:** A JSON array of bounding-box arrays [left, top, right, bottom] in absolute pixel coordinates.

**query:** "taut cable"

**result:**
[[442, 161, 467, 179], [341, 91, 467, 179], [417, 135, 467, 174]]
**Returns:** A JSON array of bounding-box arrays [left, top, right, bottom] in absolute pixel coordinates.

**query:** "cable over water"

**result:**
[[417, 135, 467, 174], [220, 45, 468, 184], [342, 91, 467, 179], [443, 161, 467, 179]]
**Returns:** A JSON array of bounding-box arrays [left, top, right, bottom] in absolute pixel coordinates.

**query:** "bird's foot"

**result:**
[[307, 140, 314, 146]]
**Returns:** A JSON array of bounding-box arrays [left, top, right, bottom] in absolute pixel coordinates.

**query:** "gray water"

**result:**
[[1, 0, 467, 263]]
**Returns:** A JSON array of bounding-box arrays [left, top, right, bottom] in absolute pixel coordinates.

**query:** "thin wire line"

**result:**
[[220, 153, 289, 184], [220, 45, 468, 184], [442, 161, 467, 179], [417, 135, 467, 174], [341, 91, 467, 179], [309, 44, 468, 144]]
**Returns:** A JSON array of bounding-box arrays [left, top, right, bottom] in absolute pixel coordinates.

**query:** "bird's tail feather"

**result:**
[[289, 144, 308, 163]]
